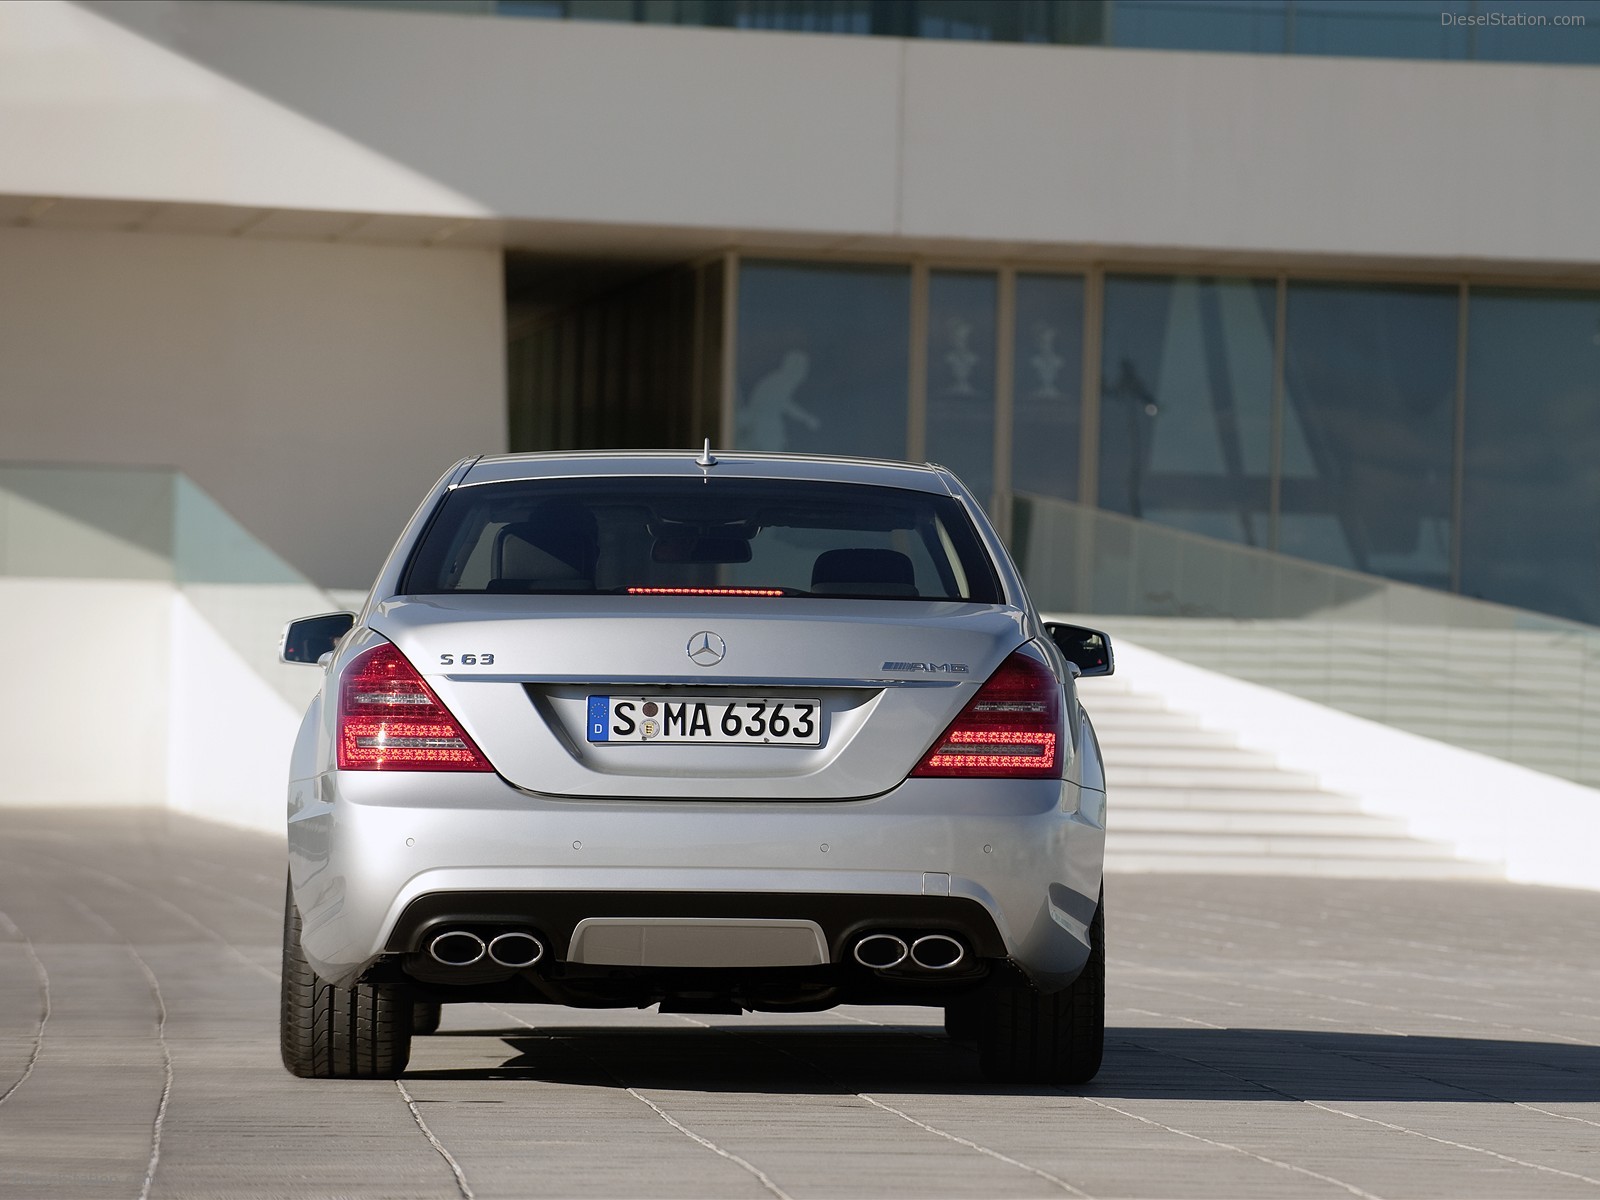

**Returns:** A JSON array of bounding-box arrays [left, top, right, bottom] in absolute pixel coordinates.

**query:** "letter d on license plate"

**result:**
[[587, 696, 821, 746]]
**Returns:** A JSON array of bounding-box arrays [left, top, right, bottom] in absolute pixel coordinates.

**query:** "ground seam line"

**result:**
[[396, 1080, 475, 1200], [62, 896, 174, 1200], [624, 1085, 794, 1200], [1302, 1100, 1600, 1187], [858, 1093, 1093, 1198], [1080, 1095, 1383, 1200], [1121, 1009, 1600, 1189], [679, 1012, 1094, 1199], [1513, 1103, 1600, 1130], [487, 1005, 793, 1200], [0, 910, 49, 1108], [4, 851, 278, 984]]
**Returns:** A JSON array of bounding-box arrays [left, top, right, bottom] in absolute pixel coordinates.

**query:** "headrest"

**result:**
[[811, 548, 918, 598], [492, 504, 598, 590]]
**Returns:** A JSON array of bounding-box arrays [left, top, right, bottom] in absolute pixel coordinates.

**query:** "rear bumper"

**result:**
[[288, 770, 1106, 993]]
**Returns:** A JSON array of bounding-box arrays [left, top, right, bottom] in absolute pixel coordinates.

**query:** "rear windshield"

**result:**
[[401, 477, 1004, 603]]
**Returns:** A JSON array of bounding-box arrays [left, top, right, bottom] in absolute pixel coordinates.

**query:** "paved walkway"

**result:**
[[2, 809, 1598, 1199]]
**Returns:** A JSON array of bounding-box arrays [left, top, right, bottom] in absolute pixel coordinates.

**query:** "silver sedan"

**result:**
[[279, 449, 1110, 1083]]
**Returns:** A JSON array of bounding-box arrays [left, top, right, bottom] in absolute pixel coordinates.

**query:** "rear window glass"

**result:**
[[401, 477, 1004, 603]]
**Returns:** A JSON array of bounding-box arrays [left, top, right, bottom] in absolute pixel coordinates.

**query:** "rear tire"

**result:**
[[280, 878, 413, 1079], [977, 895, 1104, 1085], [944, 997, 982, 1042], [412, 1000, 442, 1036]]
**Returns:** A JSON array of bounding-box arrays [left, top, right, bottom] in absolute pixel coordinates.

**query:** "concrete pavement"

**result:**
[[2, 809, 1598, 1199]]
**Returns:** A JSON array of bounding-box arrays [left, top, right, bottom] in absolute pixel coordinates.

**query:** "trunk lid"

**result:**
[[369, 595, 1029, 800]]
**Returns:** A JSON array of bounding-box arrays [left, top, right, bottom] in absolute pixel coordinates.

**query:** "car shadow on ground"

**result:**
[[400, 1023, 1600, 1103]]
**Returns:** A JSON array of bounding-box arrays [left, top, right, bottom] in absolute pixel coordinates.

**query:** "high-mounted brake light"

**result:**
[[910, 650, 1063, 780], [626, 587, 785, 597], [337, 639, 493, 772]]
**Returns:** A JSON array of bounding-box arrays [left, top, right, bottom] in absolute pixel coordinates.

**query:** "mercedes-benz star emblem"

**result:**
[[687, 631, 726, 667]]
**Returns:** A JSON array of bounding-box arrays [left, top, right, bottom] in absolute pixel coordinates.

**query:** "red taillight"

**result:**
[[337, 639, 493, 772], [910, 650, 1064, 780]]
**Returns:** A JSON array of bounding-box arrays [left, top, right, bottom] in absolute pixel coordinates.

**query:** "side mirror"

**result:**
[[1043, 622, 1114, 678], [280, 612, 356, 666]]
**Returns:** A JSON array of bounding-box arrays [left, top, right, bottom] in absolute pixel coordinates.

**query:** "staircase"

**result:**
[[1084, 677, 1502, 878]]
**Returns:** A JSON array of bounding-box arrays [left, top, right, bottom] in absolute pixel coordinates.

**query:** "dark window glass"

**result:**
[[733, 0, 872, 32], [563, 0, 635, 19], [1110, 0, 1288, 52], [1099, 275, 1275, 546], [1468, 0, 1600, 64], [1461, 289, 1600, 624], [1011, 273, 1084, 503], [1291, 0, 1473, 59], [1280, 282, 1456, 588], [402, 477, 1003, 602], [926, 270, 998, 504], [917, 0, 1006, 39], [735, 262, 911, 461]]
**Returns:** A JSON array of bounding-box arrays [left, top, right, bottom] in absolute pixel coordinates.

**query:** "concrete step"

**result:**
[[1113, 786, 1361, 812], [1112, 765, 1324, 790], [1096, 728, 1243, 749], [1070, 663, 1497, 879], [1081, 693, 1183, 713], [1104, 832, 1465, 859], [1104, 854, 1505, 879], [1113, 808, 1411, 836], [1100, 746, 1275, 769]]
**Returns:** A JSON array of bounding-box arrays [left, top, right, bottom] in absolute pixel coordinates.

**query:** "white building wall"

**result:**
[[167, 591, 297, 837], [0, 225, 505, 589], [0, 577, 170, 807], [2, 1, 1596, 268]]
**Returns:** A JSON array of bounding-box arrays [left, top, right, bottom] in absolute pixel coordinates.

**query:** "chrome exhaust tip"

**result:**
[[909, 934, 966, 971], [852, 933, 909, 970], [487, 931, 545, 969], [427, 930, 487, 967]]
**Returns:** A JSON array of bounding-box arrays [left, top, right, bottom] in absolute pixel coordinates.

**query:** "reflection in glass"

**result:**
[[1462, 289, 1600, 625], [926, 271, 998, 503], [735, 261, 910, 460], [1098, 275, 1275, 546], [1110, 0, 1288, 53], [1281, 282, 1455, 589], [1291, 0, 1472, 59], [1011, 273, 1084, 503], [1469, 0, 1600, 63]]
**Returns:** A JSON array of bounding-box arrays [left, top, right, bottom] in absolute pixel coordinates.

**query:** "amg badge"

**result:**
[[882, 661, 969, 674]]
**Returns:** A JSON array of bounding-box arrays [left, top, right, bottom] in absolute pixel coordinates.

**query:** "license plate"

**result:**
[[586, 696, 821, 746]]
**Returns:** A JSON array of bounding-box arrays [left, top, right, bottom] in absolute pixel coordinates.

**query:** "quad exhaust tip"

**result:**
[[487, 931, 545, 969], [852, 933, 909, 970], [851, 931, 968, 972], [427, 929, 547, 969], [427, 930, 487, 967], [909, 933, 966, 971]]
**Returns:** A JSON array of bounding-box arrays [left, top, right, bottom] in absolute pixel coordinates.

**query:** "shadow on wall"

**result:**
[[77, 0, 881, 226], [0, 462, 305, 586], [0, 462, 338, 708]]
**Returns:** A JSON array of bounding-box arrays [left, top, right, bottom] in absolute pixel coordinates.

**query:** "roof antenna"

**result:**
[[696, 437, 718, 469]]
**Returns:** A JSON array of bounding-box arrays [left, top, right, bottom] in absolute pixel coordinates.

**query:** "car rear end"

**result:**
[[282, 451, 1107, 1082]]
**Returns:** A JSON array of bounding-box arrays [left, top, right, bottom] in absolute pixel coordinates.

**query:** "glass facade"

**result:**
[[1011, 273, 1085, 503], [717, 260, 1600, 627], [1462, 289, 1600, 624], [925, 270, 998, 502], [1099, 275, 1274, 547], [1280, 282, 1457, 588], [733, 261, 911, 460], [291, 0, 1600, 65]]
